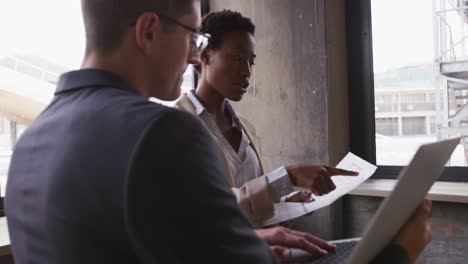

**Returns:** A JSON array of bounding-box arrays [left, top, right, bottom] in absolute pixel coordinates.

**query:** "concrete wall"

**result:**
[[210, 0, 329, 168], [209, 0, 350, 239], [344, 196, 468, 264]]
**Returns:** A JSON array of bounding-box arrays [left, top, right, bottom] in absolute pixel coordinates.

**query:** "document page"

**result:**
[[263, 152, 377, 226]]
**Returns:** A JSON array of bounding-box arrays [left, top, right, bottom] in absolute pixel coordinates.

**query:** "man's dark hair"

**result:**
[[201, 9, 255, 50], [81, 0, 194, 55]]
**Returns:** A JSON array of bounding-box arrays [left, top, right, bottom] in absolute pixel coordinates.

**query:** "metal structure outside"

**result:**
[[435, 0, 468, 164]]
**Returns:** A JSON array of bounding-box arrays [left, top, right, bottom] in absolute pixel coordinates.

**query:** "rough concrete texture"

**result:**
[[210, 0, 329, 169], [344, 195, 468, 264], [210, 0, 341, 239]]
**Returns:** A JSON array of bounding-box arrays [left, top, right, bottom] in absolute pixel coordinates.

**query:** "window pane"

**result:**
[[372, 0, 468, 166], [0, 1, 194, 194], [0, 1, 81, 196]]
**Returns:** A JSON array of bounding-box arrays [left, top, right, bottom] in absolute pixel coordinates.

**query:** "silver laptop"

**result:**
[[288, 137, 460, 263]]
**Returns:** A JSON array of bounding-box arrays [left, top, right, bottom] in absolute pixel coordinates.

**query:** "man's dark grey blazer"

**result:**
[[5, 69, 278, 264]]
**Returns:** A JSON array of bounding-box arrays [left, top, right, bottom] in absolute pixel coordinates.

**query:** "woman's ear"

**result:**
[[201, 49, 211, 65]]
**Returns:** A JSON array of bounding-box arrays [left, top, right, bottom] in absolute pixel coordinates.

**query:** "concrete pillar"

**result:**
[[210, 0, 350, 240]]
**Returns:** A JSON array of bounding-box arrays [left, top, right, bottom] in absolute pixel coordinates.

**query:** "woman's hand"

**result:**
[[286, 165, 358, 196]]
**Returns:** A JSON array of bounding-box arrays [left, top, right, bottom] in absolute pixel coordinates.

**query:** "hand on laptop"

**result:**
[[394, 199, 432, 263], [286, 165, 359, 196], [255, 226, 336, 261]]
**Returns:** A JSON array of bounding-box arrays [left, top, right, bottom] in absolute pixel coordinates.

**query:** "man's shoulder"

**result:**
[[112, 99, 204, 140], [80, 88, 178, 125], [143, 106, 205, 137]]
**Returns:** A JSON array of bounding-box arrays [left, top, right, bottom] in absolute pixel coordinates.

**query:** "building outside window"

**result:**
[[372, 0, 468, 167]]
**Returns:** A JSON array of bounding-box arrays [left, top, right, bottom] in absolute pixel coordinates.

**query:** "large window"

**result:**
[[0, 1, 194, 194], [0, 1, 84, 196], [346, 0, 468, 180], [372, 0, 468, 167]]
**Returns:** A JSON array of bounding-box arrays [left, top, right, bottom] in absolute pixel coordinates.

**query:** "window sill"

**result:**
[[349, 179, 468, 203]]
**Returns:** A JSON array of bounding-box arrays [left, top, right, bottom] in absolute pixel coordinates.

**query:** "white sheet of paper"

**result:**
[[263, 152, 377, 226]]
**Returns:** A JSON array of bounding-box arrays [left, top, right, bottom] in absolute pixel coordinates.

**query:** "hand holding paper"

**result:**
[[264, 153, 377, 226], [287, 165, 359, 196]]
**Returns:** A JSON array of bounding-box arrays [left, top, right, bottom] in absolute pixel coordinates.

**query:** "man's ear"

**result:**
[[134, 12, 161, 55]]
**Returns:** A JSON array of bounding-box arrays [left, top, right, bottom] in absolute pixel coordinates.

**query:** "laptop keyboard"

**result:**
[[288, 240, 359, 264]]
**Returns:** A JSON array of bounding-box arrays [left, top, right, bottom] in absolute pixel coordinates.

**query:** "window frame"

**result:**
[[345, 0, 467, 182], [193, 0, 210, 89]]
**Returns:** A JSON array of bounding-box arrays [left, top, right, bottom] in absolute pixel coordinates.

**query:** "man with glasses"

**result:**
[[5, 1, 278, 263], [156, 12, 211, 51]]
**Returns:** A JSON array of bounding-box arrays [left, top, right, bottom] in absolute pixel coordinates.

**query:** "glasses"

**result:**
[[156, 13, 211, 51]]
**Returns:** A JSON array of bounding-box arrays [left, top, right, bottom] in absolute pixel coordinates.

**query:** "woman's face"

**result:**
[[202, 31, 256, 101]]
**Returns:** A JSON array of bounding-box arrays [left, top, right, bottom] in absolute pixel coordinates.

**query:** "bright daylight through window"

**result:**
[[372, 0, 468, 167], [0, 1, 194, 194]]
